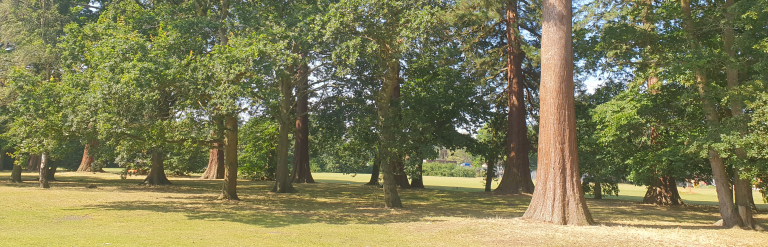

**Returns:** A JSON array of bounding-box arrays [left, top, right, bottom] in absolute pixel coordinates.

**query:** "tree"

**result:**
[[521, 0, 593, 225]]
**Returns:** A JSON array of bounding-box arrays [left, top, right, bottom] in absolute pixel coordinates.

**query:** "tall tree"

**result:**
[[522, 0, 593, 225]]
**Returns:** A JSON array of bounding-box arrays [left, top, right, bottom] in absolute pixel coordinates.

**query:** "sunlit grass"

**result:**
[[1, 170, 766, 246]]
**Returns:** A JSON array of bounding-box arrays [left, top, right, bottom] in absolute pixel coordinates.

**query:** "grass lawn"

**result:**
[[1, 170, 767, 246]]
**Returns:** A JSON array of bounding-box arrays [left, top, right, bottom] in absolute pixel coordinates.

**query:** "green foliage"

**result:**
[[239, 117, 279, 180], [422, 162, 476, 178]]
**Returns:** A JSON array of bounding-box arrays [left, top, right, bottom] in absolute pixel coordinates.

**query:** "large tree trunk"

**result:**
[[680, 0, 743, 228], [77, 141, 101, 172], [27, 154, 41, 172], [410, 159, 425, 189], [643, 176, 683, 205], [485, 158, 496, 192], [376, 50, 403, 208], [366, 153, 381, 186], [521, 0, 593, 225], [39, 153, 50, 188], [722, 0, 754, 229], [202, 116, 225, 179], [142, 152, 172, 185], [219, 114, 240, 199], [11, 163, 22, 183], [292, 62, 314, 184], [496, 0, 534, 195], [272, 72, 297, 193]]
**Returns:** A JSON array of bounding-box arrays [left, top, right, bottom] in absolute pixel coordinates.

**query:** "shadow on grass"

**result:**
[[68, 181, 531, 228]]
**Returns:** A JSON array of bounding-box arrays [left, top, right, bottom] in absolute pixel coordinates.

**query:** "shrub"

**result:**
[[422, 162, 476, 178]]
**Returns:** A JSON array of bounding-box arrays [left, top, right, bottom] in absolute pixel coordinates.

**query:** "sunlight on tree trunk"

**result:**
[[202, 116, 225, 179], [142, 152, 172, 186], [272, 74, 297, 193], [39, 153, 49, 188], [292, 62, 314, 184], [377, 52, 403, 208], [220, 114, 240, 199], [643, 176, 683, 205], [521, 0, 593, 225], [77, 141, 100, 172]]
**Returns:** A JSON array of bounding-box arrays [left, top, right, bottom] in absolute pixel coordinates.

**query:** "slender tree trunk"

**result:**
[[39, 153, 50, 188], [485, 158, 496, 192], [202, 116, 225, 179], [78, 141, 101, 172], [410, 159, 425, 189], [722, 0, 754, 229], [496, 0, 534, 195], [11, 163, 22, 183], [681, 0, 742, 228], [292, 62, 314, 183], [219, 114, 240, 199], [27, 154, 41, 172], [593, 181, 603, 200], [366, 153, 381, 186], [272, 73, 297, 193], [643, 176, 683, 205], [142, 152, 172, 185], [521, 0, 593, 225], [377, 50, 402, 208]]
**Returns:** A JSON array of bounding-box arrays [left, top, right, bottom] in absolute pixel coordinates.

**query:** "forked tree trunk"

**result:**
[[521, 0, 593, 225], [496, 0, 534, 195], [485, 158, 496, 192], [219, 114, 240, 199], [681, 0, 743, 228], [11, 163, 22, 183], [39, 153, 50, 188], [27, 154, 41, 172], [376, 51, 402, 208], [142, 152, 172, 185], [292, 62, 314, 184], [723, 0, 754, 229], [202, 116, 225, 179], [410, 159, 425, 189], [366, 153, 381, 186], [643, 176, 683, 205], [78, 141, 101, 172], [272, 74, 297, 193]]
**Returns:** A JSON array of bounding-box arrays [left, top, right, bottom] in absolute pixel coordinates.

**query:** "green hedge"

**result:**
[[422, 162, 476, 177]]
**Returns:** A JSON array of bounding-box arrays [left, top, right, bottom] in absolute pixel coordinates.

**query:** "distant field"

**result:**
[[1, 170, 766, 246]]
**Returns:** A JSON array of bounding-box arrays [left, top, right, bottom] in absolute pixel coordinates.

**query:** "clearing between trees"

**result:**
[[1, 171, 766, 246]]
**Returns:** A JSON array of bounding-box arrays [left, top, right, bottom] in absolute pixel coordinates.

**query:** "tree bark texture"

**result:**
[[642, 176, 683, 205], [39, 153, 50, 188], [521, 0, 593, 225], [593, 181, 603, 200], [142, 152, 172, 185], [394, 158, 411, 189], [220, 114, 240, 199], [202, 116, 225, 179], [496, 0, 535, 195], [722, 0, 754, 229], [410, 159, 425, 189], [366, 153, 381, 186], [680, 0, 743, 228], [27, 154, 41, 172], [272, 74, 297, 193], [376, 51, 403, 208], [485, 158, 496, 192], [292, 62, 314, 183], [11, 163, 22, 183], [77, 141, 101, 172]]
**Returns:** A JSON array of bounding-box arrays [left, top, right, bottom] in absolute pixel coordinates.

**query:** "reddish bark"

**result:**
[[521, 0, 593, 225], [495, 0, 534, 195], [643, 176, 683, 205], [292, 62, 314, 183], [78, 141, 101, 172]]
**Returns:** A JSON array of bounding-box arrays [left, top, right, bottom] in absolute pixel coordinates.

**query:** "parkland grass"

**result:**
[[1, 170, 766, 246]]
